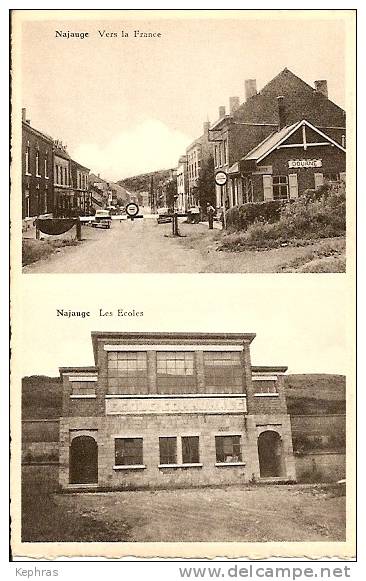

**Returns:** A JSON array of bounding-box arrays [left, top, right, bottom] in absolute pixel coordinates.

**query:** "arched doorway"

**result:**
[[69, 435, 98, 484], [258, 430, 285, 478]]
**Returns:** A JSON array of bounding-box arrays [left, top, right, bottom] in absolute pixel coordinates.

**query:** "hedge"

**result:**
[[224, 200, 283, 230]]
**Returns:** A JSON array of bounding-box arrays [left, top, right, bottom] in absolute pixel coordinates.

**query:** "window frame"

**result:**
[[215, 434, 244, 466], [272, 175, 289, 201], [203, 351, 243, 393], [156, 351, 196, 394], [114, 437, 145, 469], [107, 351, 148, 395]]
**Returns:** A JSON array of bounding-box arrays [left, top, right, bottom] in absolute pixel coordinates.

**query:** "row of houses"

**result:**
[[176, 68, 346, 214], [22, 108, 92, 222]]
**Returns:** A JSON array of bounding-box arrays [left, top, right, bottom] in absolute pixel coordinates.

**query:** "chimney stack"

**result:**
[[245, 79, 257, 101], [218, 106, 226, 118], [203, 121, 210, 137], [22, 108, 26, 122], [229, 96, 240, 114], [277, 96, 286, 130], [314, 80, 328, 98]]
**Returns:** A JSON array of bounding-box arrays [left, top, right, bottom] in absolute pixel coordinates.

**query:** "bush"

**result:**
[[225, 200, 282, 230]]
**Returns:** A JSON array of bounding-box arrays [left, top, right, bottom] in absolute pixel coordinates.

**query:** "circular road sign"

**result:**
[[125, 202, 139, 217], [215, 171, 228, 186]]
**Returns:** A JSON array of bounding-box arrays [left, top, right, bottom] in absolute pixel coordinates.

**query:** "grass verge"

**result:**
[[22, 238, 79, 267]]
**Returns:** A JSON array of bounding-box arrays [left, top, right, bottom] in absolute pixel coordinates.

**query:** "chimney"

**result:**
[[277, 96, 286, 130], [218, 106, 226, 118], [314, 79, 328, 98], [245, 79, 257, 101], [203, 121, 210, 137], [22, 108, 26, 122], [229, 96, 240, 114]]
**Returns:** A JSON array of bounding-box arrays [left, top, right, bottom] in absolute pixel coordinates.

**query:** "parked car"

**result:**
[[91, 209, 112, 229]]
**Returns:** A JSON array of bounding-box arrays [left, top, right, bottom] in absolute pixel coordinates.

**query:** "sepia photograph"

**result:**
[[12, 275, 352, 556], [15, 11, 350, 274]]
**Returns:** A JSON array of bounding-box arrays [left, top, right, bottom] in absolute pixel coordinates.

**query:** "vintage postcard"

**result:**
[[10, 9, 356, 561]]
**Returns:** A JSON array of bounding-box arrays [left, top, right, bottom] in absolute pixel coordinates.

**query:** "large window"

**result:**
[[44, 152, 49, 178], [215, 435, 242, 464], [204, 351, 243, 393], [25, 143, 31, 174], [253, 380, 278, 395], [115, 438, 143, 466], [182, 436, 200, 464], [107, 351, 148, 394], [159, 437, 177, 465], [71, 381, 96, 396], [156, 352, 196, 393], [35, 150, 40, 176], [272, 176, 288, 201]]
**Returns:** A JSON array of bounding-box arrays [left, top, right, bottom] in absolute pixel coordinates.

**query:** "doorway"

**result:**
[[258, 430, 285, 478], [69, 435, 98, 484]]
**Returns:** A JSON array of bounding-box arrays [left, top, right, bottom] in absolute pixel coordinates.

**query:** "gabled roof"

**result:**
[[242, 119, 346, 164]]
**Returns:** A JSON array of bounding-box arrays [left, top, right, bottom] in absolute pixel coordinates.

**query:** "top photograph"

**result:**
[[15, 11, 353, 273]]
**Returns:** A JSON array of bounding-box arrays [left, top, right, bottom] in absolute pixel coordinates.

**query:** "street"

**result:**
[[23, 217, 344, 274]]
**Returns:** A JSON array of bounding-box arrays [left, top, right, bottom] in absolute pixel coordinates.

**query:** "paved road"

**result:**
[[23, 218, 207, 273]]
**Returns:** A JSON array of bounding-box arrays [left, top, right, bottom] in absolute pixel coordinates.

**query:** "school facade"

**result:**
[[59, 332, 296, 490]]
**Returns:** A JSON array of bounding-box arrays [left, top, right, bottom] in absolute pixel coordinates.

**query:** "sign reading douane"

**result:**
[[288, 159, 322, 169], [125, 202, 139, 217], [215, 171, 228, 186]]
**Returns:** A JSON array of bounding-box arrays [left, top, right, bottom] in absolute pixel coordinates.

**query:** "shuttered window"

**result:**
[[288, 173, 298, 199], [314, 173, 324, 189], [263, 175, 273, 200]]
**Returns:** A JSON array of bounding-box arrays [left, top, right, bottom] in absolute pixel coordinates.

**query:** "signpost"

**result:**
[[125, 202, 143, 222], [215, 171, 228, 229]]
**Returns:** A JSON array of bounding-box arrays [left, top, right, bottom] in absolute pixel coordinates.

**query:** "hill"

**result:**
[[21, 373, 346, 419], [118, 168, 174, 194]]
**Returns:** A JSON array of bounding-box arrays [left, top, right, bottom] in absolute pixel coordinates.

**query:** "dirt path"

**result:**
[[23, 219, 345, 273], [53, 485, 345, 543]]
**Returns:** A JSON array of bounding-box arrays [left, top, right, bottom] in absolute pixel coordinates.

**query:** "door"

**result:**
[[69, 435, 98, 484]]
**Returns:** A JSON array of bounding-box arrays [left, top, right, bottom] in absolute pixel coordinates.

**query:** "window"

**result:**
[[107, 351, 148, 394], [223, 139, 228, 165], [253, 380, 278, 395], [272, 176, 288, 201], [204, 351, 243, 393], [215, 435, 242, 464], [156, 352, 196, 393], [182, 436, 200, 464], [25, 143, 31, 174], [44, 152, 49, 178], [71, 381, 96, 396], [115, 438, 143, 466], [25, 189, 30, 217], [43, 191, 48, 214], [324, 173, 340, 183], [159, 437, 177, 465], [35, 150, 40, 176]]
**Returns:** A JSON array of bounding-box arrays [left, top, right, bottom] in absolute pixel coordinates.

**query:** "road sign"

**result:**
[[215, 171, 227, 186], [125, 202, 139, 217]]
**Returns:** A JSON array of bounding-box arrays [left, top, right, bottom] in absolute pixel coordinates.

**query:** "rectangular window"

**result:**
[[156, 351, 196, 393], [272, 176, 288, 201], [215, 435, 242, 463], [35, 150, 40, 176], [44, 153, 49, 178], [25, 143, 31, 174], [324, 173, 340, 182], [115, 438, 143, 466], [182, 436, 200, 464], [71, 381, 96, 396], [253, 380, 278, 395], [107, 351, 148, 394], [204, 351, 243, 393], [159, 437, 177, 465]]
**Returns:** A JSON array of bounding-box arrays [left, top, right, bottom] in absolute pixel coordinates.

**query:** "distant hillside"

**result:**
[[118, 169, 174, 194], [22, 373, 346, 420], [285, 374, 346, 415], [22, 376, 62, 419]]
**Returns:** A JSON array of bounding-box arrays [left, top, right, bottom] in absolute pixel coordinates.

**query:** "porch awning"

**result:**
[[228, 162, 239, 175]]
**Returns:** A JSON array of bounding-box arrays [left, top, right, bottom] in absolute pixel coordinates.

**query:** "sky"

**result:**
[[19, 275, 348, 377], [19, 12, 346, 181]]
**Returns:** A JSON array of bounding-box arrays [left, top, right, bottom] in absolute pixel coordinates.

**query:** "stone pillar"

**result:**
[[147, 351, 157, 393], [195, 351, 205, 393], [242, 342, 254, 411]]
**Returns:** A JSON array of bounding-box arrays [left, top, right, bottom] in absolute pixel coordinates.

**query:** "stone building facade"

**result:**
[[59, 332, 296, 490]]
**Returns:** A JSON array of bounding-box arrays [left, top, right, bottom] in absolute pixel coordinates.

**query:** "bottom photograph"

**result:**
[[21, 329, 346, 544]]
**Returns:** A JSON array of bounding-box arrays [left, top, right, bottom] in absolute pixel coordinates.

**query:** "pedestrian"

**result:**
[[206, 202, 215, 230]]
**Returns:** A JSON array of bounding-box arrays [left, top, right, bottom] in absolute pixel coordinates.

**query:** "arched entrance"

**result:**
[[258, 430, 285, 478], [69, 435, 98, 484]]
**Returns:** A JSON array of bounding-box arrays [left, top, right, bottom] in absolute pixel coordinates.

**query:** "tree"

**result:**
[[196, 155, 216, 213], [165, 179, 178, 211]]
